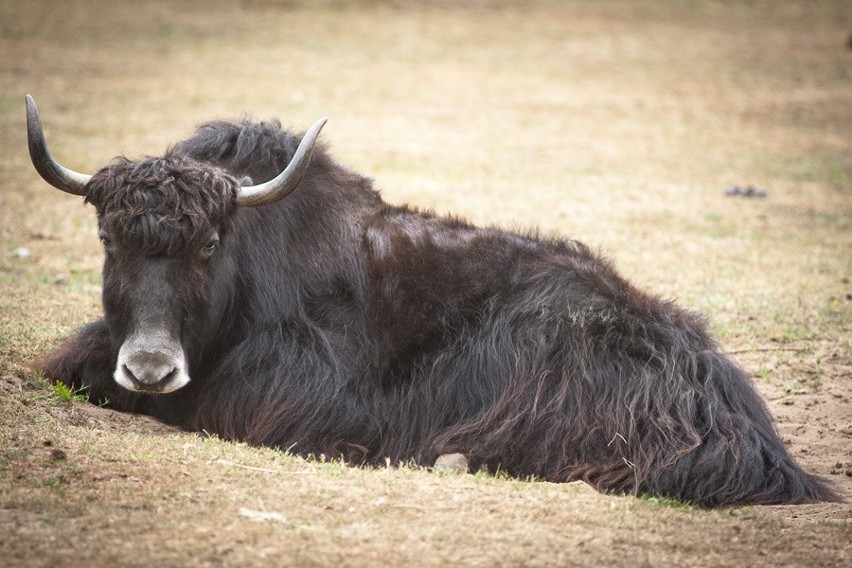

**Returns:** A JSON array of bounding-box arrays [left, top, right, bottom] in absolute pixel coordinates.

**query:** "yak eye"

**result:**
[[98, 232, 113, 248], [201, 235, 220, 259]]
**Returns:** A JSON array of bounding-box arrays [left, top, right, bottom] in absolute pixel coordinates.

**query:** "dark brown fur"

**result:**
[[41, 118, 840, 507]]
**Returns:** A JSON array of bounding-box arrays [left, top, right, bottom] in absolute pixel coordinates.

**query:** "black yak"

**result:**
[[27, 95, 838, 507]]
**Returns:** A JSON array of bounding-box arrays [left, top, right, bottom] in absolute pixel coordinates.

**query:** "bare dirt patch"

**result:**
[[1, 1, 850, 566]]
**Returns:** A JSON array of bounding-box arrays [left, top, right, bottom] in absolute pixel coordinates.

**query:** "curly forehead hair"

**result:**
[[85, 154, 240, 255]]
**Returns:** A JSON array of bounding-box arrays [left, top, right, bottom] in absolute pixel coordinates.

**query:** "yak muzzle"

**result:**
[[114, 333, 189, 394]]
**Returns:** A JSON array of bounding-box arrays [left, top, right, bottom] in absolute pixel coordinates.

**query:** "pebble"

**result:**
[[9, 247, 31, 259], [724, 185, 768, 198], [433, 453, 469, 474], [238, 508, 287, 523]]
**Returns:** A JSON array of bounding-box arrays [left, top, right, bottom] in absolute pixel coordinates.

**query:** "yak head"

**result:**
[[26, 95, 326, 394]]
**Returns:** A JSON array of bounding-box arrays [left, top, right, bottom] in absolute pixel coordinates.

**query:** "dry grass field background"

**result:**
[[0, 0, 850, 566]]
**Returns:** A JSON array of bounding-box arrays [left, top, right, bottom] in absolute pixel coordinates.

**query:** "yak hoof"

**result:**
[[433, 453, 469, 474]]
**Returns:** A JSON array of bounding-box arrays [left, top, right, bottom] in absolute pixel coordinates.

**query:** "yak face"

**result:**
[[85, 156, 239, 393], [25, 95, 326, 393]]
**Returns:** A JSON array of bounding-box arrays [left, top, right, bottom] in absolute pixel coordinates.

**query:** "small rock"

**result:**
[[846, 469, 852, 478], [238, 508, 286, 523], [723, 185, 767, 198], [53, 274, 70, 286], [434, 453, 469, 474], [9, 247, 31, 259], [50, 449, 66, 461]]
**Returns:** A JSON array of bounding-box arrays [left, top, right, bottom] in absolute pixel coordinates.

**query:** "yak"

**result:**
[[26, 95, 838, 507]]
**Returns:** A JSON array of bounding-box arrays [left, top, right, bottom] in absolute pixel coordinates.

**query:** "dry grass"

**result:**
[[1, 1, 850, 566]]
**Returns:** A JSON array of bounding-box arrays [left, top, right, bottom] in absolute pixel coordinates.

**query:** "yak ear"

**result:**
[[237, 176, 253, 186]]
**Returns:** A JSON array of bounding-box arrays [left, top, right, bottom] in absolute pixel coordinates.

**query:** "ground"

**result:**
[[0, 1, 850, 566]]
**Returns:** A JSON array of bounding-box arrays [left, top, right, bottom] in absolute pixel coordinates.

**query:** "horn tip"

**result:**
[[25, 95, 38, 119]]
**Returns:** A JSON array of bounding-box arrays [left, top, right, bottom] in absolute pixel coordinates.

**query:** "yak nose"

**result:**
[[123, 351, 178, 387], [114, 337, 191, 394]]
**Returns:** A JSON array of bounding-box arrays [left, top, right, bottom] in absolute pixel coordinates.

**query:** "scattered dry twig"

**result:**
[[726, 347, 802, 355], [215, 459, 312, 475]]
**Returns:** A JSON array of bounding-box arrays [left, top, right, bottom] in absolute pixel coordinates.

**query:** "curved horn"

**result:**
[[25, 95, 91, 196], [236, 117, 327, 207]]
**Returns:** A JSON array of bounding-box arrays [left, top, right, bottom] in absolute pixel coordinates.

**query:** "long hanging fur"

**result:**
[[40, 117, 840, 507]]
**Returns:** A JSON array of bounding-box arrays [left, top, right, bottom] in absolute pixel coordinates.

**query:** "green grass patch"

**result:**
[[49, 381, 88, 403], [639, 494, 697, 511]]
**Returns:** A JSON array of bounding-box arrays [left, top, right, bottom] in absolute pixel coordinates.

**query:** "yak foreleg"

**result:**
[[37, 320, 139, 411]]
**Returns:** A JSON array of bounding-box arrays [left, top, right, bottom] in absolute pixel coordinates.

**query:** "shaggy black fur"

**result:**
[[40, 117, 840, 507]]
